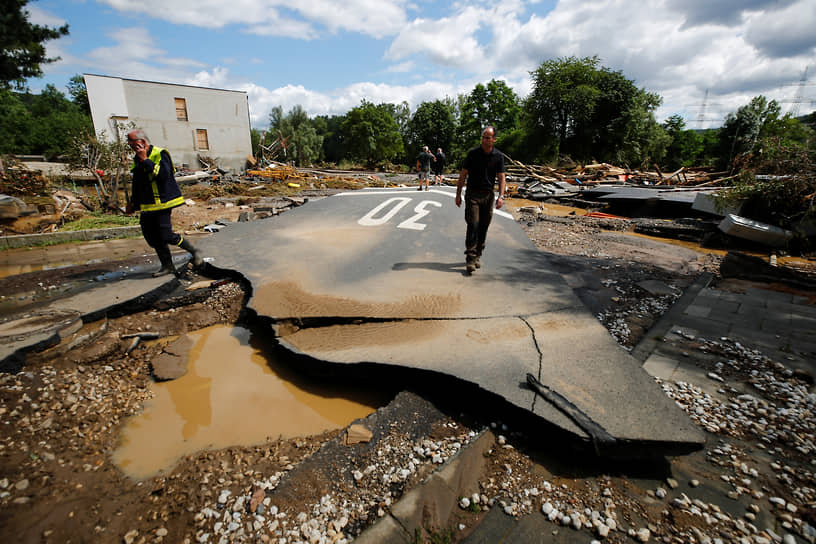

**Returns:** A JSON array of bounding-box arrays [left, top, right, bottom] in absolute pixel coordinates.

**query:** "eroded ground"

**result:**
[[0, 188, 814, 544]]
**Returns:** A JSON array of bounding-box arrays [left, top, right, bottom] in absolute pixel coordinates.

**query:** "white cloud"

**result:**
[[386, 61, 416, 73], [25, 4, 68, 28], [80, 27, 205, 82], [665, 0, 798, 29], [476, 0, 816, 127], [100, 0, 407, 38], [387, 7, 485, 68], [744, 0, 816, 58], [241, 79, 467, 126]]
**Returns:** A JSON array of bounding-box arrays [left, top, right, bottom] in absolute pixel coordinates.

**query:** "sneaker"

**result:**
[[474, 257, 481, 269], [425, 186, 429, 191], [466, 263, 475, 274]]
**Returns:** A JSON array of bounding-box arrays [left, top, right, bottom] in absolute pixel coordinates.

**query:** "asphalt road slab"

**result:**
[[198, 187, 705, 454]]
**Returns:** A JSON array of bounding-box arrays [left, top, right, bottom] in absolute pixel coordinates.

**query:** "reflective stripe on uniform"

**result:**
[[131, 146, 181, 212], [140, 195, 185, 212]]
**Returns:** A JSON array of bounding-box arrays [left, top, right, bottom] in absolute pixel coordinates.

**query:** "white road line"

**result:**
[[334, 189, 514, 219]]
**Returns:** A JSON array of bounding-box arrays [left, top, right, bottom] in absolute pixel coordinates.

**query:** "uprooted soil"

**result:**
[[1, 183, 815, 544]]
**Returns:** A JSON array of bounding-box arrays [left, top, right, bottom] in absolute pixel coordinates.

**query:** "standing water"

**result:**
[[113, 324, 390, 479]]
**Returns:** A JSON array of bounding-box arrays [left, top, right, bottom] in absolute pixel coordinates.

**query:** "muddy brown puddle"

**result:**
[[114, 324, 391, 480]]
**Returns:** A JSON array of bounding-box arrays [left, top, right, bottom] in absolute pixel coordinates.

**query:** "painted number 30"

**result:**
[[357, 197, 442, 231]]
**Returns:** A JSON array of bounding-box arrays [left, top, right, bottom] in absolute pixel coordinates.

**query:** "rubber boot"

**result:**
[[178, 238, 204, 269], [153, 246, 178, 278]]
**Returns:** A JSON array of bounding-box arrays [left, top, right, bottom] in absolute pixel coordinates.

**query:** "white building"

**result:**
[[84, 74, 252, 172]]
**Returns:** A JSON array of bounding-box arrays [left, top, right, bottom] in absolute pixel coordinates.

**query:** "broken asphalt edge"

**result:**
[[630, 272, 714, 364], [355, 429, 495, 544], [0, 275, 179, 373], [257, 323, 703, 459]]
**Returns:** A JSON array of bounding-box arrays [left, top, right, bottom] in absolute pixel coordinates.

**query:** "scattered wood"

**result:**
[[504, 156, 732, 191], [125, 337, 140, 355], [122, 332, 160, 339]]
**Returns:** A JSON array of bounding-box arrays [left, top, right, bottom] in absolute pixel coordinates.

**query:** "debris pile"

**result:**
[[0, 158, 49, 197], [247, 161, 307, 184], [505, 156, 730, 189]]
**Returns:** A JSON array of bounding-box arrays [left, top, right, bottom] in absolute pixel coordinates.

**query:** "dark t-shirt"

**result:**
[[433, 152, 445, 174], [417, 151, 434, 171], [462, 146, 505, 192]]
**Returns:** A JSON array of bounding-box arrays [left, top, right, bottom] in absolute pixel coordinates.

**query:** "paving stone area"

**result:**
[[639, 275, 816, 381]]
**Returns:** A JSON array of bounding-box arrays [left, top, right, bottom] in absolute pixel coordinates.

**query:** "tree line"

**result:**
[[261, 56, 815, 174], [1, 57, 814, 179]]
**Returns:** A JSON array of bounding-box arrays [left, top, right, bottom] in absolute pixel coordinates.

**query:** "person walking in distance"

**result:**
[[125, 129, 204, 277], [455, 126, 506, 274], [433, 147, 445, 185], [416, 145, 435, 191]]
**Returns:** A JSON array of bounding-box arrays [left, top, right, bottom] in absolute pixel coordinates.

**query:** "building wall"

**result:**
[[85, 75, 128, 138], [84, 74, 252, 172]]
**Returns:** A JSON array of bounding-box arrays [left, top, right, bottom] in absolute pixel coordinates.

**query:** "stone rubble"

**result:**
[[190, 424, 477, 543]]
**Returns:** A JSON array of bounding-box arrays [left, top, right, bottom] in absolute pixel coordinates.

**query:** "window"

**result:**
[[175, 98, 188, 121], [195, 129, 209, 150]]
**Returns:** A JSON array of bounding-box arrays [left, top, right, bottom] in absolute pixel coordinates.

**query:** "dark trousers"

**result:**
[[464, 191, 494, 261], [140, 209, 181, 249]]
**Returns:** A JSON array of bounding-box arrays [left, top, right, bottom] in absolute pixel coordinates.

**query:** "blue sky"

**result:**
[[27, 0, 816, 129]]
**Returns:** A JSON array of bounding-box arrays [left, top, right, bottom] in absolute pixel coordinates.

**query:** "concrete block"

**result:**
[[642, 353, 680, 380]]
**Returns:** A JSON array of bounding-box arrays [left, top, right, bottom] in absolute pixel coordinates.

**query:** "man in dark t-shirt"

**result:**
[[455, 126, 506, 274], [433, 148, 445, 184], [416, 146, 435, 191]]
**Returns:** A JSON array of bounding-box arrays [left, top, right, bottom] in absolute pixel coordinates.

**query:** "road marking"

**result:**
[[397, 200, 442, 231], [358, 197, 411, 226], [337, 189, 513, 219]]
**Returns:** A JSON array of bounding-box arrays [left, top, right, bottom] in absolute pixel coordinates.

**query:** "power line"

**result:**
[[685, 89, 723, 129], [789, 66, 808, 117], [785, 66, 810, 117]]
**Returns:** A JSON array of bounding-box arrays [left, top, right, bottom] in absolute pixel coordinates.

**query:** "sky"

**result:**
[[26, 0, 816, 130]]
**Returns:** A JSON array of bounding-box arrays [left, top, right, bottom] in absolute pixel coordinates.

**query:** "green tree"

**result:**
[[28, 84, 91, 158], [67, 74, 90, 115], [313, 114, 346, 164], [0, 0, 69, 89], [405, 99, 455, 162], [342, 100, 403, 166], [719, 95, 781, 170], [268, 105, 322, 166], [0, 85, 90, 159], [614, 88, 667, 167], [662, 115, 706, 169], [0, 89, 32, 153], [527, 56, 602, 159], [458, 80, 521, 148], [381, 101, 410, 138], [250, 128, 263, 158], [525, 56, 665, 165], [64, 120, 133, 209]]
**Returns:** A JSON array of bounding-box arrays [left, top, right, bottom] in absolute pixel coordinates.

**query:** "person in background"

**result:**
[[416, 145, 435, 191], [126, 129, 203, 277], [455, 126, 506, 274], [433, 147, 446, 185]]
